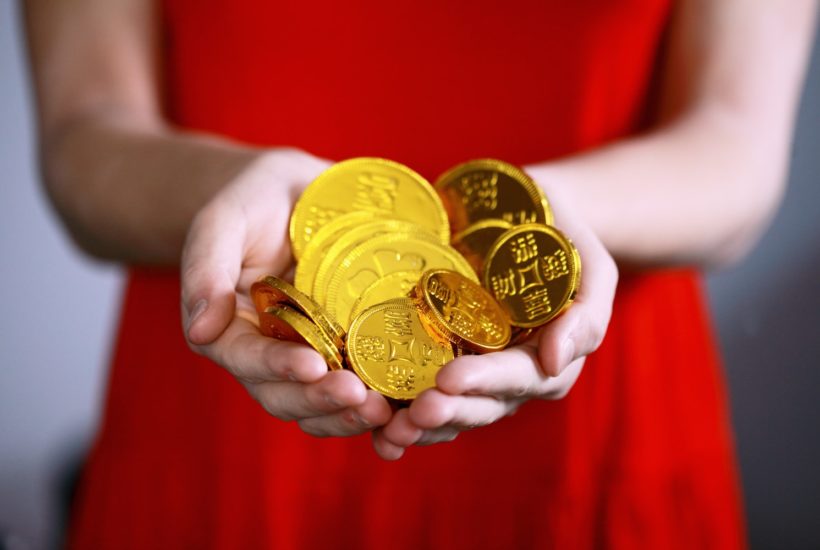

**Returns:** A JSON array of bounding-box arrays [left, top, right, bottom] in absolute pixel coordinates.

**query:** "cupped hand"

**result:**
[[372, 172, 618, 460], [181, 148, 392, 437]]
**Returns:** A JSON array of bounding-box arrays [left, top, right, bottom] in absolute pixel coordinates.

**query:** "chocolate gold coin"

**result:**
[[434, 159, 552, 234], [289, 157, 450, 259], [325, 235, 478, 329], [258, 305, 345, 371], [451, 219, 513, 275], [348, 270, 423, 328], [294, 211, 373, 295], [413, 269, 511, 353], [509, 327, 536, 346], [312, 220, 440, 307], [250, 275, 345, 351], [483, 224, 580, 328], [346, 298, 454, 400]]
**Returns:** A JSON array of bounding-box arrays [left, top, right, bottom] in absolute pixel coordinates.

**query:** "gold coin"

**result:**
[[348, 270, 423, 326], [434, 159, 553, 233], [312, 220, 440, 307], [483, 224, 580, 328], [413, 269, 511, 353], [294, 211, 373, 295], [289, 157, 450, 260], [258, 305, 345, 371], [451, 219, 513, 275], [346, 298, 454, 400], [250, 275, 346, 351], [509, 327, 536, 346], [325, 235, 478, 330]]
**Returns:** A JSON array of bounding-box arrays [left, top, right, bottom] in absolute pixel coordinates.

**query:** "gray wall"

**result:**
[[0, 3, 123, 549], [1, 1, 818, 548], [706, 27, 820, 549]]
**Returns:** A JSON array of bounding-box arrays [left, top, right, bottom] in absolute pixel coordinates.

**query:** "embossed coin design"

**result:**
[[250, 275, 345, 351], [483, 224, 580, 328], [434, 159, 552, 234], [294, 211, 373, 295], [414, 269, 511, 353], [451, 218, 513, 275], [312, 220, 440, 307], [289, 157, 450, 260], [348, 270, 423, 326], [346, 298, 454, 400], [258, 305, 345, 371], [325, 235, 478, 329]]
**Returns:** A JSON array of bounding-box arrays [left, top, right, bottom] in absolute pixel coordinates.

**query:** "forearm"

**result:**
[[41, 114, 260, 264], [23, 0, 263, 264], [529, 107, 788, 268], [531, 0, 817, 269]]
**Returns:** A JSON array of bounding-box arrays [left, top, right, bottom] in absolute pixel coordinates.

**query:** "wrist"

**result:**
[[524, 163, 594, 233]]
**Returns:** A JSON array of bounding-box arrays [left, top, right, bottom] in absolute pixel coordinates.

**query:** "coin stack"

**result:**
[[251, 157, 581, 400]]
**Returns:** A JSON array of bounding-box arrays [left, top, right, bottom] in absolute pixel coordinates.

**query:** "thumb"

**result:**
[[181, 203, 246, 346], [536, 234, 616, 377]]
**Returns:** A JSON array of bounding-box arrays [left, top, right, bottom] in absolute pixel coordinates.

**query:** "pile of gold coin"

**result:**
[[251, 157, 581, 400]]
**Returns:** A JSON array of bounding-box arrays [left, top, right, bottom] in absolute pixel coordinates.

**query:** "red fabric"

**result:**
[[68, 1, 746, 548]]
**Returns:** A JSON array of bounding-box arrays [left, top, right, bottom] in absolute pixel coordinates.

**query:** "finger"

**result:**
[[379, 408, 424, 448], [408, 389, 520, 430], [537, 229, 617, 377], [247, 369, 368, 421], [437, 348, 585, 401], [436, 346, 545, 398], [197, 314, 328, 383], [297, 390, 392, 437], [181, 201, 246, 345], [415, 427, 461, 446], [373, 422, 460, 454], [371, 429, 406, 461]]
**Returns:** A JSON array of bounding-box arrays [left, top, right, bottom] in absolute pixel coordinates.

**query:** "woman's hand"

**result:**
[[181, 148, 393, 437], [372, 175, 618, 459]]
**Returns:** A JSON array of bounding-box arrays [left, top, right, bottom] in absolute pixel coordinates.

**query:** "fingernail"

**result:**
[[186, 299, 208, 334], [561, 338, 575, 366]]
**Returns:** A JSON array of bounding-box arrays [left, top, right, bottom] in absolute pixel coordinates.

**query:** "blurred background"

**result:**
[[1, 1, 818, 548]]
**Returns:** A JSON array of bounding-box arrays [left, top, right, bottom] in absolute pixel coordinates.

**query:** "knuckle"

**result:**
[[181, 264, 212, 292], [341, 410, 360, 426]]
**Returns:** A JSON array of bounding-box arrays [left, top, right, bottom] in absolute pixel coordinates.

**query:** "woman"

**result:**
[[25, 0, 816, 547]]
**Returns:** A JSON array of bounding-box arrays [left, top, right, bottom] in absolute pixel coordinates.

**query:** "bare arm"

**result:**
[[24, 0, 393, 439], [529, 0, 818, 268], [24, 0, 260, 264]]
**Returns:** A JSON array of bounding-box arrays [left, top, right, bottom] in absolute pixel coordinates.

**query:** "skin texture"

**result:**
[[24, 0, 818, 459]]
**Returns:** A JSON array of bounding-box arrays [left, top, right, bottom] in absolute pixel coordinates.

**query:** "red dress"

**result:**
[[68, 1, 746, 548]]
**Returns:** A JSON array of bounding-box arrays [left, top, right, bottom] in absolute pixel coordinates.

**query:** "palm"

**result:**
[[183, 150, 393, 442]]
